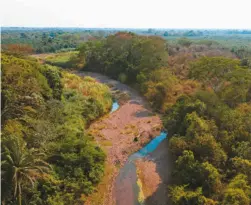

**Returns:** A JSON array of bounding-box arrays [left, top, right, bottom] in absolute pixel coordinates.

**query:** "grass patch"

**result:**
[[100, 140, 113, 147], [45, 51, 78, 68], [121, 124, 139, 136]]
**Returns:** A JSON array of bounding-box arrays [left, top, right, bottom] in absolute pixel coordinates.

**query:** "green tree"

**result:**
[[222, 174, 251, 205], [2, 136, 50, 205], [168, 185, 217, 205], [177, 38, 192, 47], [200, 162, 222, 196], [222, 188, 250, 205], [184, 112, 217, 138], [192, 134, 227, 167], [173, 150, 201, 187], [231, 157, 251, 181], [169, 136, 188, 159], [144, 68, 178, 111], [189, 57, 240, 92]]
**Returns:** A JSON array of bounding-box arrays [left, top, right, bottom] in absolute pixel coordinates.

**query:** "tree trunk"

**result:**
[[18, 193, 21, 205], [18, 183, 22, 205]]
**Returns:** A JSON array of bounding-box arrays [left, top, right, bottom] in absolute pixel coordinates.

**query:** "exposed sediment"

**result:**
[[78, 72, 162, 205]]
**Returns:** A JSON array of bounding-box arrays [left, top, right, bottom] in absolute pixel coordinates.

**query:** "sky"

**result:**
[[1, 0, 251, 29]]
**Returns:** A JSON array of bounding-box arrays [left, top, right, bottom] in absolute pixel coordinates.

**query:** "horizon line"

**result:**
[[1, 26, 251, 30]]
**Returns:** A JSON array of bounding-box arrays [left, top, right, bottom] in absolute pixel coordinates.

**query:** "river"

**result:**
[[76, 71, 169, 205], [111, 101, 167, 205]]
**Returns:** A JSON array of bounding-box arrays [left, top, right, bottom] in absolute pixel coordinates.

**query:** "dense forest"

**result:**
[[1, 52, 112, 204], [71, 32, 251, 204], [1, 28, 251, 205]]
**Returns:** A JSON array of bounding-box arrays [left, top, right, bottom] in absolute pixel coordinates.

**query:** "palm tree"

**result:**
[[2, 136, 51, 205]]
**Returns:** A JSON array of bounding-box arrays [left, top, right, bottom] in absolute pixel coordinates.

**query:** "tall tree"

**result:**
[[2, 136, 50, 205]]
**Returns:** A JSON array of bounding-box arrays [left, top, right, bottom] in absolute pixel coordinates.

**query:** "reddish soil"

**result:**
[[135, 159, 161, 199], [92, 102, 161, 164], [88, 101, 161, 205]]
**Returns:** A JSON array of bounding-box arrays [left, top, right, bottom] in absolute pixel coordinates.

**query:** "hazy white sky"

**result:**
[[1, 0, 251, 28]]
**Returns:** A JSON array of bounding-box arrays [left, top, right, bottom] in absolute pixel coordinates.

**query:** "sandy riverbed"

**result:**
[[75, 71, 169, 205]]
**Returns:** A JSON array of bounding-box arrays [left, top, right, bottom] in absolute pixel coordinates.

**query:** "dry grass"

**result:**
[[85, 163, 117, 205], [94, 123, 107, 130], [120, 124, 139, 136], [62, 72, 112, 111], [100, 140, 113, 147]]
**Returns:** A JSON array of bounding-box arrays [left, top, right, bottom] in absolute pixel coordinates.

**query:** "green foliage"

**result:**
[[1, 28, 110, 53], [184, 112, 215, 138], [78, 32, 168, 84], [200, 162, 222, 195], [177, 38, 192, 47], [1, 53, 112, 204], [49, 138, 105, 196], [164, 96, 207, 136], [168, 185, 217, 205], [143, 68, 178, 111], [222, 188, 250, 205], [169, 136, 188, 158], [223, 174, 251, 205], [2, 136, 50, 205], [231, 157, 251, 181], [44, 51, 79, 68], [118, 73, 127, 83], [192, 134, 227, 167], [1, 53, 52, 103], [2, 29, 251, 204], [173, 150, 201, 187], [164, 56, 251, 203], [40, 65, 63, 99], [189, 57, 240, 91], [232, 141, 251, 160]]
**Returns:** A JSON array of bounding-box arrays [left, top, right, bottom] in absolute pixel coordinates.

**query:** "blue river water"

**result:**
[[110, 101, 120, 113], [127, 131, 167, 163], [137, 131, 167, 156]]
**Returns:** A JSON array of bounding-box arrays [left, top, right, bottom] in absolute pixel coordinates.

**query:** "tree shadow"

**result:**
[[134, 110, 152, 118], [130, 100, 141, 105]]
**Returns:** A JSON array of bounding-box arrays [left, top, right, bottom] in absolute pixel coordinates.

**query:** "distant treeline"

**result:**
[[2, 28, 251, 53]]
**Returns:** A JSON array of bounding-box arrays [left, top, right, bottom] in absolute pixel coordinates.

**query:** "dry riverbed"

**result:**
[[77, 72, 162, 204], [75, 72, 169, 205]]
